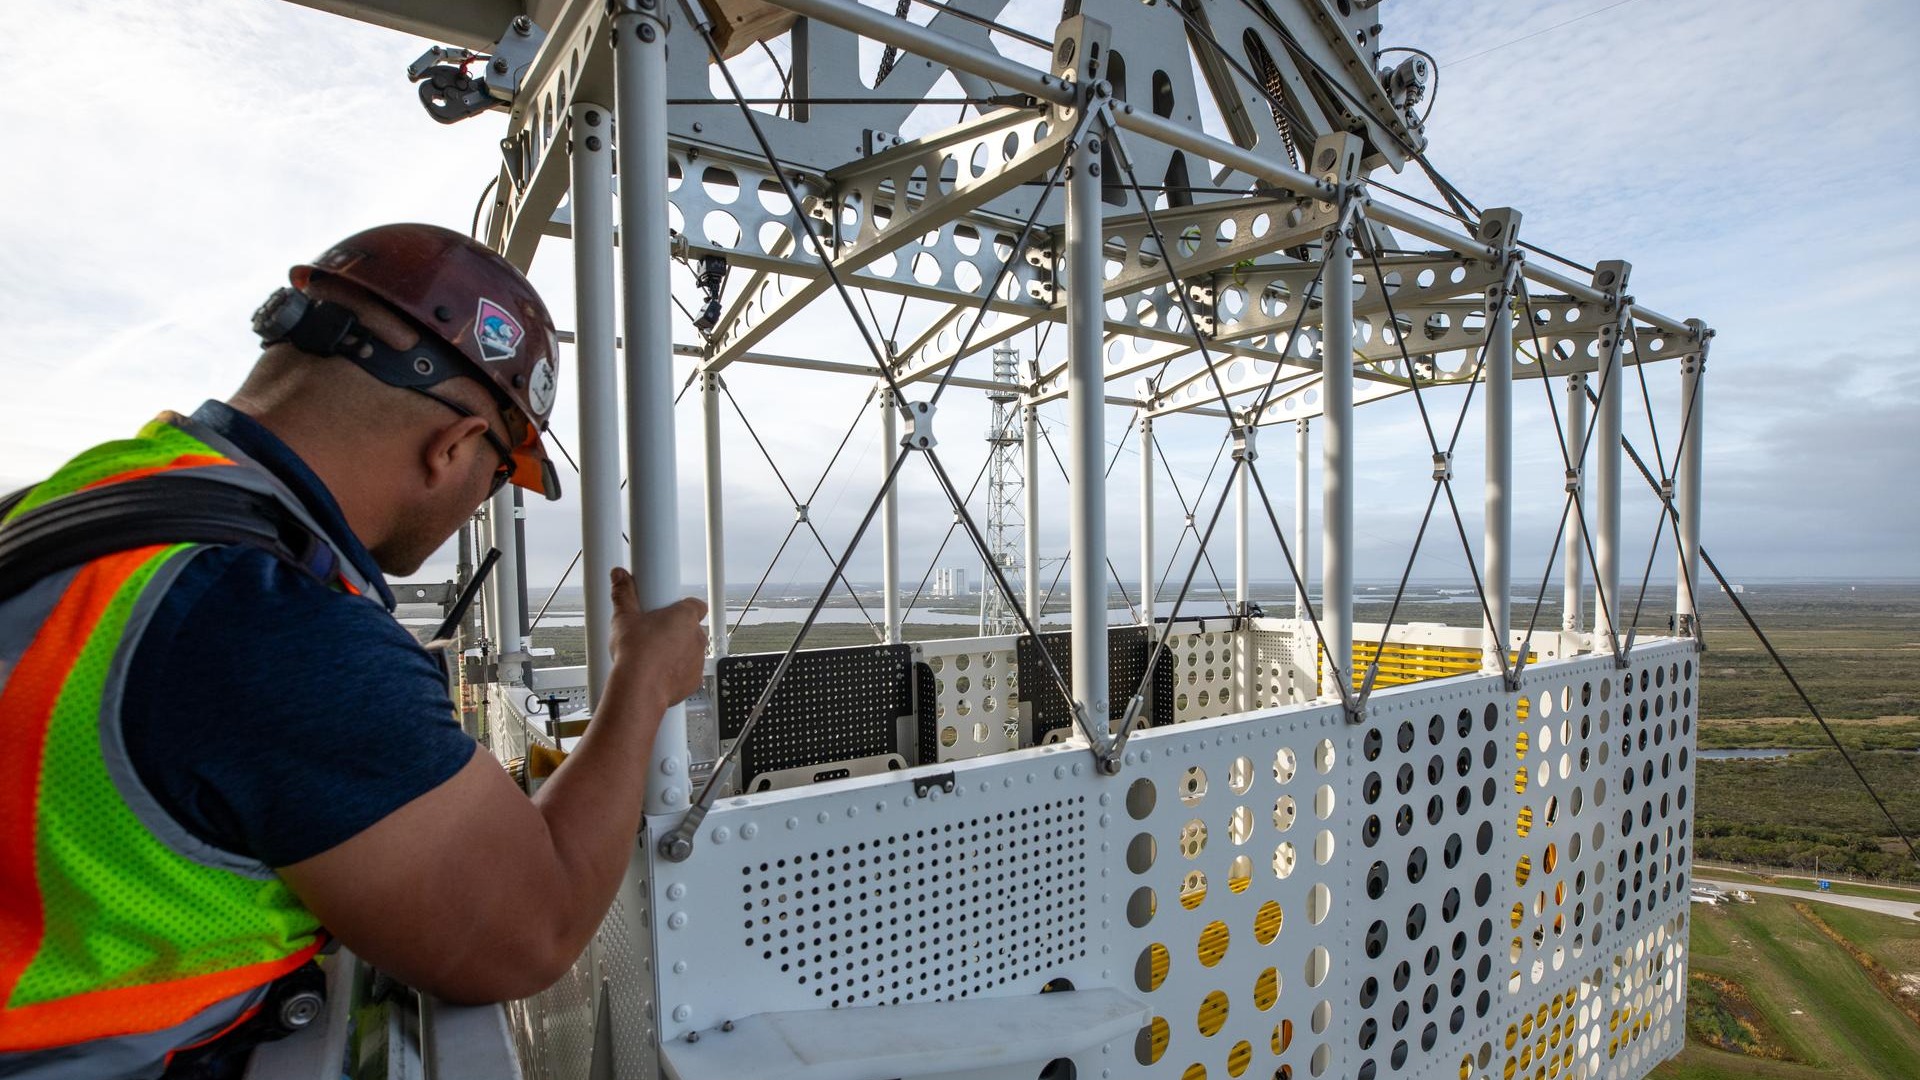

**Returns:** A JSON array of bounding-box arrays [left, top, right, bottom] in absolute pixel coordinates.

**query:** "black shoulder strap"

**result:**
[[0, 476, 330, 606]]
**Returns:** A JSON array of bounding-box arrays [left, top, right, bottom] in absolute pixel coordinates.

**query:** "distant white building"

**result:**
[[933, 567, 970, 599]]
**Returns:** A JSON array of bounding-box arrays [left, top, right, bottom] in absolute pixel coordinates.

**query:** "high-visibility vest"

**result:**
[[0, 413, 373, 1058]]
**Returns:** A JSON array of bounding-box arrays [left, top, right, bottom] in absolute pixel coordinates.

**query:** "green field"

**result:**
[[1651, 895, 1920, 1080]]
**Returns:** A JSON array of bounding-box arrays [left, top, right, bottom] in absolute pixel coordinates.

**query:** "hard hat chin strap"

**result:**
[[252, 286, 480, 396]]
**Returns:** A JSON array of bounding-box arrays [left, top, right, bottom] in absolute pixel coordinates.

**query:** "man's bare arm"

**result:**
[[278, 569, 706, 1003]]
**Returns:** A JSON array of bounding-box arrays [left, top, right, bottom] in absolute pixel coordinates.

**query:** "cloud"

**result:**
[[7, 0, 1914, 608]]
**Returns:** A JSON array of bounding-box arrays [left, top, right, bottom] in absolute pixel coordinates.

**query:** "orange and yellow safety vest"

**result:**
[[0, 414, 370, 1064]]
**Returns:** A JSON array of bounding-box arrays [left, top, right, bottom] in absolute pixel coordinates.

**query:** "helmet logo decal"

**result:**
[[528, 358, 557, 418], [476, 298, 524, 362]]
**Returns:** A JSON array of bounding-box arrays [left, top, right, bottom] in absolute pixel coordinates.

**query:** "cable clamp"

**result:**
[[793, 504, 809, 523], [901, 399, 938, 450], [1432, 451, 1452, 482], [1231, 425, 1259, 463], [1564, 467, 1581, 493], [1660, 479, 1675, 502]]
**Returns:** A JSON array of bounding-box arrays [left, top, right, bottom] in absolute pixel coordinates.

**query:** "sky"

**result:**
[[6, 0, 1917, 607]]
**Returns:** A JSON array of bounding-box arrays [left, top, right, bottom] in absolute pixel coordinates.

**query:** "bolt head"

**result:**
[[281, 992, 324, 1029]]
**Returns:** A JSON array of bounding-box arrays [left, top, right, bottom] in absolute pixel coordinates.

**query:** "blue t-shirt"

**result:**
[[118, 401, 476, 868]]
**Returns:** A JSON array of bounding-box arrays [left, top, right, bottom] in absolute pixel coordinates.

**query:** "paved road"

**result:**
[[1694, 877, 1920, 922]]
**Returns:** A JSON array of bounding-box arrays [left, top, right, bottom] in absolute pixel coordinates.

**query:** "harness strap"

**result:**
[[0, 476, 333, 606]]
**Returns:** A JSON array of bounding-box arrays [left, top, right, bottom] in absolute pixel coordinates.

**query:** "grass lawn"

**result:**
[[1651, 894, 1920, 1080]]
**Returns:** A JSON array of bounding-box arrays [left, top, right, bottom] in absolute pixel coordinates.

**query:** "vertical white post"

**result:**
[[1562, 373, 1588, 638], [1320, 224, 1354, 700], [487, 487, 525, 683], [1024, 402, 1042, 627], [1061, 18, 1109, 740], [1676, 329, 1707, 638], [1294, 418, 1310, 624], [1592, 261, 1631, 654], [701, 374, 728, 659], [615, 2, 687, 815], [880, 388, 902, 644], [1138, 410, 1154, 631], [1481, 210, 1518, 674], [570, 100, 621, 704], [1235, 427, 1252, 710]]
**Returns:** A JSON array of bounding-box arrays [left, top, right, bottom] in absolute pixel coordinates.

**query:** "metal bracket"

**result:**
[[1230, 425, 1259, 463], [1432, 451, 1453, 482], [1564, 467, 1582, 493], [911, 771, 957, 799], [900, 399, 938, 450], [794, 504, 809, 523], [407, 15, 546, 124]]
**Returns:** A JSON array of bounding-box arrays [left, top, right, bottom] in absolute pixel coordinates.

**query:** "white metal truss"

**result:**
[[281, 1, 1719, 1078]]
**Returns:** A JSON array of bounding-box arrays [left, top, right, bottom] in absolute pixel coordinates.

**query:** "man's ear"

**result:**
[[420, 416, 491, 492]]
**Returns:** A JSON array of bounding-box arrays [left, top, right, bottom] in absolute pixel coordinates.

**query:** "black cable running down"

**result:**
[[724, 387, 879, 644], [1109, 454, 1250, 741], [902, 453, 993, 623], [1612, 436, 1920, 870], [685, 448, 917, 836], [1508, 282, 1624, 669], [729, 521, 803, 643], [922, 453, 1085, 740], [723, 383, 883, 638], [1035, 417, 1139, 622], [1150, 433, 1236, 611], [1245, 463, 1355, 710], [1343, 229, 1516, 692]]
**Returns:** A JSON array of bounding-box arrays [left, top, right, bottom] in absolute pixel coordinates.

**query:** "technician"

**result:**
[[0, 224, 707, 1078]]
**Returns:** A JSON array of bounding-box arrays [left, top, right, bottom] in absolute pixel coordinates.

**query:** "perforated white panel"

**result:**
[[635, 641, 1695, 1080], [919, 636, 1023, 760], [1167, 628, 1243, 723], [1251, 621, 1304, 705]]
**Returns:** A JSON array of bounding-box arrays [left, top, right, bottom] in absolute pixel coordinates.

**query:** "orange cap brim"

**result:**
[[510, 424, 561, 500]]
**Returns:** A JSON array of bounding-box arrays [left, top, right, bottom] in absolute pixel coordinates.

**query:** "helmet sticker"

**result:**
[[476, 298, 525, 362], [528, 358, 557, 418]]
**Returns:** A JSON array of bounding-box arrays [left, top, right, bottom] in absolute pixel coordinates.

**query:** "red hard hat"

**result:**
[[294, 223, 561, 500]]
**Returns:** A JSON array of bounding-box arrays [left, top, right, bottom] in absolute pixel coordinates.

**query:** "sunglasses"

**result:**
[[411, 386, 518, 497]]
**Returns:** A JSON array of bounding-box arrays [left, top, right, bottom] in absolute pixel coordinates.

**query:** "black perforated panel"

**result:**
[[1017, 625, 1151, 742], [1152, 645, 1176, 727], [716, 644, 914, 781], [913, 661, 939, 766]]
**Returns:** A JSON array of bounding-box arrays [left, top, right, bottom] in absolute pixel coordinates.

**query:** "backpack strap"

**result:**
[[0, 475, 336, 606]]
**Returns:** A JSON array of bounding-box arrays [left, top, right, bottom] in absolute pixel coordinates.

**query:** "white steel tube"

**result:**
[[1562, 373, 1587, 637], [1359, 202, 1498, 263], [1321, 231, 1353, 699], [1676, 348, 1706, 636], [570, 100, 621, 705], [1294, 419, 1309, 624], [1483, 267, 1514, 673], [1235, 437, 1252, 708], [1528, 263, 1691, 337], [1024, 403, 1042, 626], [615, 6, 688, 815], [1594, 314, 1625, 651], [702, 375, 728, 659], [771, 0, 1069, 105], [881, 389, 902, 644], [1138, 412, 1154, 630], [1066, 120, 1109, 737], [1113, 106, 1334, 203], [487, 487, 525, 681]]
